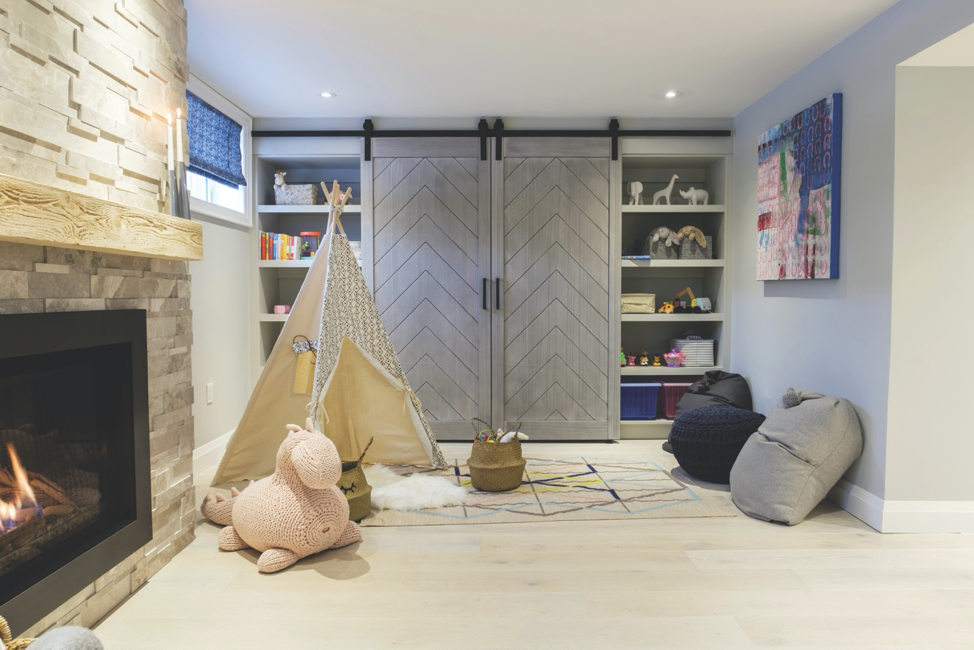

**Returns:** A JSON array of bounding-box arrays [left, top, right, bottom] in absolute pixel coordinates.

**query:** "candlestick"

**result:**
[[175, 109, 184, 169], [167, 113, 179, 217], [167, 113, 175, 172], [176, 108, 192, 220]]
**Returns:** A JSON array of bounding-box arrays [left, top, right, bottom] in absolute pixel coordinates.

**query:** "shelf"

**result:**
[[622, 205, 725, 214], [258, 204, 361, 214], [620, 419, 672, 427], [622, 313, 723, 322], [257, 259, 313, 268], [619, 419, 672, 440], [621, 259, 725, 268], [621, 366, 721, 376], [258, 314, 289, 322]]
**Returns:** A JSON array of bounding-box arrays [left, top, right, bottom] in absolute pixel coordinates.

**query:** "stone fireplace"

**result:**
[[0, 247, 195, 636], [0, 0, 195, 637]]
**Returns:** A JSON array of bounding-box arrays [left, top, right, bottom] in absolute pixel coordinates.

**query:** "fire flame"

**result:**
[[7, 443, 37, 509], [0, 444, 40, 532]]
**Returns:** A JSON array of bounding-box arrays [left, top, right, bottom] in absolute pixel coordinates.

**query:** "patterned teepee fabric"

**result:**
[[311, 234, 446, 468]]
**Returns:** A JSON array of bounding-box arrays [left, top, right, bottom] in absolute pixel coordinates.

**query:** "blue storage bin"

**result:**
[[621, 382, 661, 420]]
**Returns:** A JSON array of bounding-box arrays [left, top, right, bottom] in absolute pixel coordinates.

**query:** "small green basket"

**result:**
[[339, 438, 373, 522]]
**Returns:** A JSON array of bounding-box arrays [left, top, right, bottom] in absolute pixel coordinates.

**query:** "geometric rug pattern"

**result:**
[[360, 455, 739, 526]]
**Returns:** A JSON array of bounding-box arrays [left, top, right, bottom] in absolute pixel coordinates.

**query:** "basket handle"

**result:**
[[471, 417, 492, 437], [0, 615, 13, 644], [357, 437, 374, 464]]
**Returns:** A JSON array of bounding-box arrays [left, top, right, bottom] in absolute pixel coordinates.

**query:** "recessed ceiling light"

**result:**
[[665, 90, 680, 99], [320, 92, 337, 99]]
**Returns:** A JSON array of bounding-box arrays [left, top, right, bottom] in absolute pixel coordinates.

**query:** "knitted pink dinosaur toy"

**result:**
[[200, 419, 362, 573]]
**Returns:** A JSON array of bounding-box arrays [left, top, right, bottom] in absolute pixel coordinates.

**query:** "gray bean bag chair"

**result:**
[[729, 388, 862, 525], [30, 626, 102, 650]]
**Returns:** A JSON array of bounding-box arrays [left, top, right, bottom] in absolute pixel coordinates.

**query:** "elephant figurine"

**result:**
[[628, 181, 644, 205]]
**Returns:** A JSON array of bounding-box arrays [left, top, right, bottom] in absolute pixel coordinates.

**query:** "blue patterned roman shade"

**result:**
[[186, 91, 246, 188]]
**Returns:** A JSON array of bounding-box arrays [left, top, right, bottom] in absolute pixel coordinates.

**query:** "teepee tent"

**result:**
[[212, 183, 445, 485]]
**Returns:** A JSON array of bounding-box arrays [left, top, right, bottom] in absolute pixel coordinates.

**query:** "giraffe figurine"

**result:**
[[653, 174, 680, 205]]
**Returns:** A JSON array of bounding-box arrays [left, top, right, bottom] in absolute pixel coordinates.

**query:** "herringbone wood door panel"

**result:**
[[373, 155, 490, 437], [501, 157, 610, 430]]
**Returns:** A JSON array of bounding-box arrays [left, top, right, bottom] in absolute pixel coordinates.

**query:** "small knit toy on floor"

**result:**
[[200, 418, 362, 573]]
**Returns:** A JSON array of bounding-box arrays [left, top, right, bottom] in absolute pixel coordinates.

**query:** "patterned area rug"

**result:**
[[360, 455, 739, 526]]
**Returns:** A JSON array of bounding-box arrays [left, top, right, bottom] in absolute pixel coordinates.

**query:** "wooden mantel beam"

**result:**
[[0, 173, 203, 261]]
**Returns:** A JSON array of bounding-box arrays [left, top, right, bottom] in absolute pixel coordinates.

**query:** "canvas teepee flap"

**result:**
[[212, 186, 445, 486], [318, 336, 434, 467], [310, 230, 445, 469]]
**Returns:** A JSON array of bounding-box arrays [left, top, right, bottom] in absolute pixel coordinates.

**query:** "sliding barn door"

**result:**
[[493, 139, 614, 439], [369, 139, 491, 439]]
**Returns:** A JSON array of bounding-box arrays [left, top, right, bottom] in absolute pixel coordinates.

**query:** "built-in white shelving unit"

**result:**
[[256, 259, 314, 268], [621, 365, 722, 376], [621, 313, 724, 323], [615, 146, 733, 439], [621, 204, 726, 214], [621, 259, 725, 268], [258, 204, 362, 214], [250, 149, 363, 380]]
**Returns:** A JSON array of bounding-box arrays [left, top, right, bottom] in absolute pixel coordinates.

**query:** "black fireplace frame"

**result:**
[[0, 310, 152, 634]]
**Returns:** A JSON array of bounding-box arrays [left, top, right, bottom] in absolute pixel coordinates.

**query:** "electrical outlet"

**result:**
[[205, 382, 214, 405]]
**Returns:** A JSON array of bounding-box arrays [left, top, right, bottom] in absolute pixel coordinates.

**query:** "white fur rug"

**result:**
[[363, 464, 468, 511]]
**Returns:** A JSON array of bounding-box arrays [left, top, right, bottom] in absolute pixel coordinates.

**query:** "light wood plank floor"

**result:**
[[95, 441, 974, 649]]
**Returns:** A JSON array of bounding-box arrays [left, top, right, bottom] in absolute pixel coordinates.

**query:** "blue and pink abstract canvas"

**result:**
[[757, 94, 842, 280]]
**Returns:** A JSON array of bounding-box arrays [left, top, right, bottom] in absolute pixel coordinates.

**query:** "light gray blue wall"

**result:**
[[730, 0, 974, 500], [190, 214, 253, 450]]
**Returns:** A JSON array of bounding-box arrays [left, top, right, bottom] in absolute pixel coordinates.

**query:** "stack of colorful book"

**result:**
[[259, 231, 303, 261]]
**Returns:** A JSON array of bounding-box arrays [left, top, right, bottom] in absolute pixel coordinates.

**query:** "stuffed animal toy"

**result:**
[[658, 302, 674, 314], [649, 226, 681, 248], [676, 225, 707, 248], [201, 419, 362, 573]]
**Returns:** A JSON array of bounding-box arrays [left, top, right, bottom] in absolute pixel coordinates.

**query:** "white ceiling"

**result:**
[[186, 0, 900, 120]]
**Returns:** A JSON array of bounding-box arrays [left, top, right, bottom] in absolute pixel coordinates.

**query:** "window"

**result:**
[[185, 77, 252, 226], [187, 168, 244, 213]]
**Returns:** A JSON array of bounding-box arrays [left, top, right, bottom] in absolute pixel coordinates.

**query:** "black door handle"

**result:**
[[495, 278, 502, 310], [482, 278, 489, 310]]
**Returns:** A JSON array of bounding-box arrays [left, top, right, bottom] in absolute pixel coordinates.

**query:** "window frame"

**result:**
[[185, 75, 253, 227]]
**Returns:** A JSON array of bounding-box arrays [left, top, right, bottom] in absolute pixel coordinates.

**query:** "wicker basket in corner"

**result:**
[[339, 438, 373, 522], [0, 616, 34, 649], [467, 424, 526, 492]]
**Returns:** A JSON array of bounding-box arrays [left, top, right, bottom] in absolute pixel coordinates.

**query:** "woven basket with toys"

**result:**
[[466, 418, 528, 492]]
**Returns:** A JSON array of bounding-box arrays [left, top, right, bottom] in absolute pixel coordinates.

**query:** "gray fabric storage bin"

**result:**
[[641, 228, 680, 260], [680, 235, 713, 259], [649, 240, 679, 260]]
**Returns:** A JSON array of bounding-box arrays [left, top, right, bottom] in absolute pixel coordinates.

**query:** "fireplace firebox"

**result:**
[[0, 311, 151, 633]]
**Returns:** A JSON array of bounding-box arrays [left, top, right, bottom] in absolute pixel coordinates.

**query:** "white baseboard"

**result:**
[[828, 479, 974, 533], [193, 429, 233, 476], [828, 479, 885, 531], [881, 500, 974, 533]]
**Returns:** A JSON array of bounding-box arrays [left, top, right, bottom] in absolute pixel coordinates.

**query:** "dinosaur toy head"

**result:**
[[276, 418, 342, 489]]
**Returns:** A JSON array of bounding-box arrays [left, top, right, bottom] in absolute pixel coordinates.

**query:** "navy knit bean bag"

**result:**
[[670, 405, 766, 484]]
